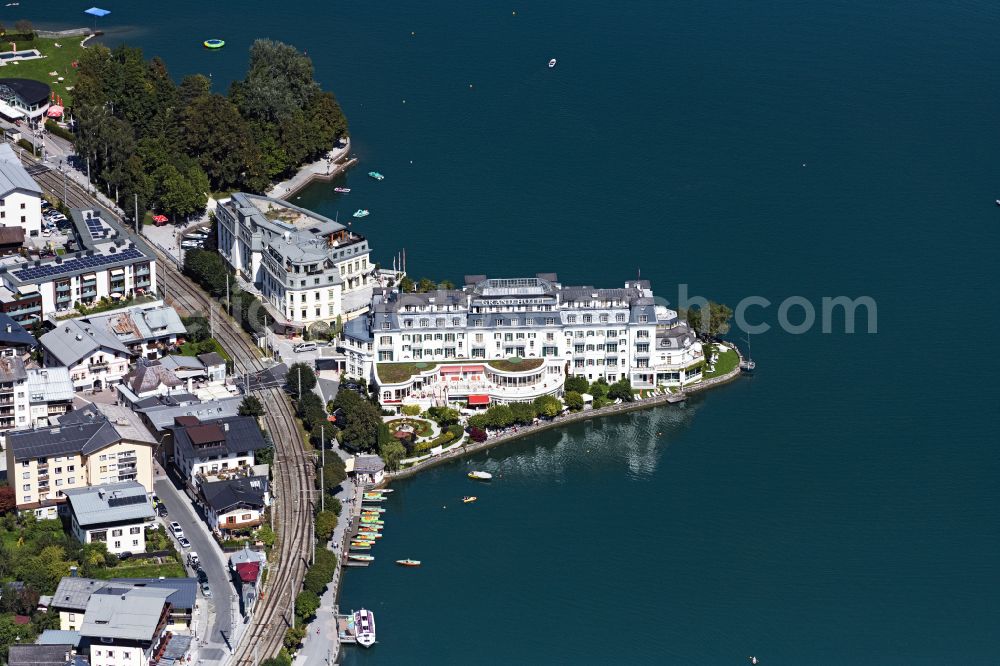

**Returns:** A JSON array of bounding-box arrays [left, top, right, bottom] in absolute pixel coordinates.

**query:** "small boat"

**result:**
[[548, 58, 557, 68], [355, 609, 376, 648], [368, 171, 384, 181], [353, 209, 370, 218], [351, 544, 372, 550], [359, 532, 382, 539], [740, 333, 756, 374], [463, 496, 477, 503], [362, 507, 386, 513], [351, 548, 375, 556], [468, 471, 492, 481], [334, 187, 351, 193], [396, 559, 421, 567], [203, 39, 225, 49]]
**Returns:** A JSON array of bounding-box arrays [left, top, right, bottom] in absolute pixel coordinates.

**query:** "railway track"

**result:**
[[24, 158, 315, 665]]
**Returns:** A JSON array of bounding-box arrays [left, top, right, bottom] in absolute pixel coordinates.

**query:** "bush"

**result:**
[[412, 424, 463, 453], [469, 426, 487, 443], [16, 139, 34, 153], [401, 404, 421, 416], [564, 391, 584, 411], [255, 525, 276, 547], [533, 395, 562, 418], [608, 378, 634, 403], [283, 626, 306, 652], [509, 402, 537, 425], [45, 119, 76, 142], [564, 375, 589, 393]]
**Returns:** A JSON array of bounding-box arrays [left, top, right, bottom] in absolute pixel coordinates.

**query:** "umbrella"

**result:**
[[46, 106, 64, 118], [152, 214, 168, 223], [84, 7, 110, 34]]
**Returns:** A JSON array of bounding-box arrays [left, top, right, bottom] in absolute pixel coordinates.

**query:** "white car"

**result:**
[[178, 536, 192, 550], [169, 521, 184, 537]]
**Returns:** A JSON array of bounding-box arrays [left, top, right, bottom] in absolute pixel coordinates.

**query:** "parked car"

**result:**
[[293, 342, 318, 353], [169, 521, 183, 536], [180, 240, 202, 249], [196, 569, 208, 584], [178, 536, 192, 550], [156, 504, 168, 518], [201, 581, 212, 597]]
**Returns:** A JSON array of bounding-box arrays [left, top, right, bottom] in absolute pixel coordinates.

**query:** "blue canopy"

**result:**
[[84, 7, 110, 17]]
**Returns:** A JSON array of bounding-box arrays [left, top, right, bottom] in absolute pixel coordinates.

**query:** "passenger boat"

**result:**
[[368, 171, 385, 181], [334, 187, 351, 193], [548, 58, 557, 68], [468, 471, 492, 481], [353, 209, 370, 218], [203, 39, 225, 49], [348, 554, 374, 562], [396, 559, 421, 567], [463, 496, 477, 503], [354, 609, 376, 648]]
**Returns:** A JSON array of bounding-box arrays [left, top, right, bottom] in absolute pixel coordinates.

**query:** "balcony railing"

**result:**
[[89, 362, 109, 371]]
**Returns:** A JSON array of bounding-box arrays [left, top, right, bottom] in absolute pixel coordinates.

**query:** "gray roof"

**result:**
[[80, 586, 172, 641], [7, 402, 153, 461], [7, 644, 72, 666], [351, 455, 385, 474], [197, 351, 226, 367], [125, 358, 183, 394], [0, 142, 43, 198], [52, 576, 196, 613], [63, 481, 153, 527], [229, 547, 266, 567], [201, 475, 268, 512], [36, 630, 81, 648], [159, 355, 205, 372], [0, 311, 37, 347], [170, 415, 267, 460], [81, 304, 186, 346], [0, 354, 26, 383], [25, 367, 75, 404], [39, 319, 129, 367], [137, 396, 242, 433]]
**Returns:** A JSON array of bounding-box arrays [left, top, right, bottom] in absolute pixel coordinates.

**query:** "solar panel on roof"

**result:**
[[107, 494, 147, 508], [12, 248, 144, 281]]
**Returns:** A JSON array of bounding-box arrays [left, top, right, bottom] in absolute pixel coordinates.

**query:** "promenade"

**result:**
[[268, 138, 356, 199]]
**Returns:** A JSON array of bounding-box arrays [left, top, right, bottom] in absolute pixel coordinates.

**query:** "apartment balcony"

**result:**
[[136, 267, 151, 276], [56, 283, 71, 292], [6, 303, 41, 316], [88, 361, 109, 371], [81, 289, 98, 298], [56, 294, 71, 303], [38, 474, 49, 482], [119, 455, 137, 464]]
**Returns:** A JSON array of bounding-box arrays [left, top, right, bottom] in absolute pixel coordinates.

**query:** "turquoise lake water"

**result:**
[[17, 0, 1000, 662]]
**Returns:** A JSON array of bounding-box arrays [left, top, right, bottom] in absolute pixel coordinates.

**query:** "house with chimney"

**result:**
[[78, 586, 185, 666], [166, 415, 268, 490], [39, 320, 131, 392], [52, 575, 196, 634], [200, 473, 270, 534], [63, 481, 154, 556]]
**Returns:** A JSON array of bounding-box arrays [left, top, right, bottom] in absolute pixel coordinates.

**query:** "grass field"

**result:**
[[0, 35, 88, 106]]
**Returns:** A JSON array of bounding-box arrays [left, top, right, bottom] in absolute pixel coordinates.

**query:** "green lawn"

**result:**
[[179, 337, 232, 362], [2, 36, 88, 106], [376, 361, 433, 384], [386, 418, 434, 439], [91, 558, 187, 580], [703, 348, 739, 379], [488, 357, 543, 372], [377, 357, 545, 384]]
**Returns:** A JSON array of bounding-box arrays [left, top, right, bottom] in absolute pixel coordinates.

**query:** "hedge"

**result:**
[[45, 119, 76, 142], [412, 424, 464, 453]]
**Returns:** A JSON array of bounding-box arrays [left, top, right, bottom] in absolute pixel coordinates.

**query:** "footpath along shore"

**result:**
[[268, 137, 357, 199], [385, 354, 747, 482]]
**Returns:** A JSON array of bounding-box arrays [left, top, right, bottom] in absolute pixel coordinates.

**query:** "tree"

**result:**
[[564, 391, 584, 411], [154, 163, 208, 219], [286, 363, 317, 396], [509, 402, 537, 425], [608, 378, 634, 403], [399, 276, 415, 293], [468, 426, 487, 443], [177, 73, 212, 108], [13, 19, 33, 36], [238, 395, 265, 417], [438, 279, 456, 289], [232, 40, 321, 124], [181, 315, 211, 343], [255, 444, 274, 466], [379, 440, 406, 471], [685, 302, 733, 339], [532, 395, 562, 418], [416, 277, 436, 293], [0, 486, 15, 514], [183, 94, 259, 190], [589, 378, 609, 399], [283, 626, 306, 652], [564, 375, 589, 394], [426, 406, 460, 427], [0, 613, 37, 662], [314, 511, 337, 542]]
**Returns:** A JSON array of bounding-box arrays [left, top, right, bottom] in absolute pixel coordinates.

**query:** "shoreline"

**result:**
[[384, 356, 746, 482], [268, 137, 357, 199]]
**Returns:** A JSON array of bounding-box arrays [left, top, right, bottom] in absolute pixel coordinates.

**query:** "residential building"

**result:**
[[5, 403, 156, 518], [346, 455, 385, 486], [68, 301, 186, 360], [0, 225, 25, 254], [215, 192, 375, 331], [0, 310, 36, 357], [342, 274, 704, 409], [52, 576, 195, 633], [0, 141, 43, 238], [63, 482, 154, 556], [167, 415, 267, 490], [0, 78, 52, 124], [25, 366, 75, 427], [117, 358, 184, 401], [200, 473, 270, 534], [79, 586, 177, 666], [197, 351, 227, 384], [39, 320, 132, 391], [0, 354, 29, 431], [229, 548, 266, 618], [0, 207, 156, 320], [157, 355, 205, 381], [132, 394, 242, 439], [7, 644, 76, 666]]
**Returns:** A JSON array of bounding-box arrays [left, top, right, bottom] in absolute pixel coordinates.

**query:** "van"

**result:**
[[293, 342, 318, 353]]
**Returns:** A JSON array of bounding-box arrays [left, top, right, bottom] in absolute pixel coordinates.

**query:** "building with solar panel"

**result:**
[[62, 481, 154, 555], [0, 207, 156, 320], [215, 193, 375, 331]]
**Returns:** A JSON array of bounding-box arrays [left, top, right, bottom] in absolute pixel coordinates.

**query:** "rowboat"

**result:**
[[360, 517, 384, 524], [362, 507, 386, 513], [349, 548, 372, 556], [358, 531, 382, 539], [468, 471, 492, 481], [334, 187, 351, 193], [395, 559, 421, 567], [463, 496, 477, 503], [368, 171, 384, 181], [350, 544, 372, 550]]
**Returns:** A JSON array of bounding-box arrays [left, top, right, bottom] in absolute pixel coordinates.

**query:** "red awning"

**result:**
[[462, 365, 485, 372], [439, 365, 463, 374], [467, 394, 490, 406]]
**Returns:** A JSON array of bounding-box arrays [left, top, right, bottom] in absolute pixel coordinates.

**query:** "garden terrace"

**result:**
[[487, 357, 544, 373]]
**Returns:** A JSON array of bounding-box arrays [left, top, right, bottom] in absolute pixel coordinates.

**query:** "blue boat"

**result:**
[[368, 171, 384, 181]]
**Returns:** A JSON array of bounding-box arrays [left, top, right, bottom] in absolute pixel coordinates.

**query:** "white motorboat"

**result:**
[[548, 58, 557, 68], [468, 471, 492, 481], [354, 608, 376, 648]]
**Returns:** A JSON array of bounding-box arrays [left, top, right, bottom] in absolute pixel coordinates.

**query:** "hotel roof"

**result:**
[[169, 414, 267, 459]]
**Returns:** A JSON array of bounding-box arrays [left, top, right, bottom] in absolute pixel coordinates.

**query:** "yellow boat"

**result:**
[[463, 496, 477, 503]]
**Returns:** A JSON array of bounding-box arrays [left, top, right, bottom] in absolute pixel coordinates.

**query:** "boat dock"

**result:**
[[336, 613, 358, 644]]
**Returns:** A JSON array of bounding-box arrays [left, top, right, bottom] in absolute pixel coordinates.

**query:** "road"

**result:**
[[154, 471, 237, 665]]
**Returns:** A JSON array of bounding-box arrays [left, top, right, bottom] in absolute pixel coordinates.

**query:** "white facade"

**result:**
[[0, 189, 42, 237], [71, 519, 147, 556], [344, 275, 705, 408], [216, 193, 374, 329]]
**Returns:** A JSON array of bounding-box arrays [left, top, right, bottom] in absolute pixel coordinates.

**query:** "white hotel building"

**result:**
[[342, 274, 705, 409], [215, 192, 375, 331]]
